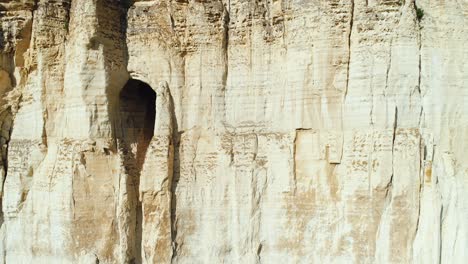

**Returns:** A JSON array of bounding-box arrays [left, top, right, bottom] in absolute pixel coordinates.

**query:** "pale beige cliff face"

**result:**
[[0, 0, 466, 263]]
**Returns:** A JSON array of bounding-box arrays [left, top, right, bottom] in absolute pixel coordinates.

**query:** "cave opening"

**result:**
[[119, 79, 156, 149], [118, 79, 156, 263]]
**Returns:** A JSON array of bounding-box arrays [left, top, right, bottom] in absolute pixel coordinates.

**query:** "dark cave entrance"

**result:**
[[119, 79, 156, 148], [118, 79, 156, 263]]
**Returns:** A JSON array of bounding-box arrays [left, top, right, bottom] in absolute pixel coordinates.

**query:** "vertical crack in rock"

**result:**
[[368, 130, 375, 193], [30, 0, 39, 24], [221, 4, 230, 122], [292, 130, 301, 194], [414, 0, 424, 129], [256, 242, 263, 263], [384, 40, 393, 97], [370, 85, 374, 126], [170, 138, 180, 262], [387, 107, 398, 200], [414, 0, 422, 96], [169, 92, 180, 262], [413, 135, 424, 245], [250, 133, 264, 262], [377, 106, 398, 245], [438, 200, 443, 264], [344, 0, 354, 100], [413, 2, 424, 247]]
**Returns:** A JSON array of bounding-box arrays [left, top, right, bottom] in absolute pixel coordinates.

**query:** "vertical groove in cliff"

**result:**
[[414, 1, 424, 248], [344, 0, 354, 100], [170, 95, 180, 263], [414, 0, 422, 95], [384, 38, 393, 95], [170, 136, 180, 263], [388, 106, 398, 199], [415, 0, 424, 130], [413, 135, 423, 249], [221, 2, 230, 123], [376, 105, 398, 247], [438, 200, 443, 264], [292, 130, 301, 194]]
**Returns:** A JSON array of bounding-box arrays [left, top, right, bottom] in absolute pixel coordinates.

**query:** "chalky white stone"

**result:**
[[0, 0, 466, 263]]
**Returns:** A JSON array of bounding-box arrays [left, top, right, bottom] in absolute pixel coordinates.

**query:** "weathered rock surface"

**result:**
[[0, 0, 466, 263]]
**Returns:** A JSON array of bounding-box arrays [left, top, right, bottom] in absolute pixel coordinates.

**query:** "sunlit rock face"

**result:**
[[0, 0, 466, 263]]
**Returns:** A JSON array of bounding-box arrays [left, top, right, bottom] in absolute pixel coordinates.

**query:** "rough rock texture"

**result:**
[[0, 0, 467, 263]]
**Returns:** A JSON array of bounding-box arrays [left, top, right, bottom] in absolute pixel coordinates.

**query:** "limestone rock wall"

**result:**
[[0, 0, 466, 263]]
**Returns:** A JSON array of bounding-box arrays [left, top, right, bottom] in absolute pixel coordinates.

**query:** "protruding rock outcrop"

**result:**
[[139, 81, 175, 264]]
